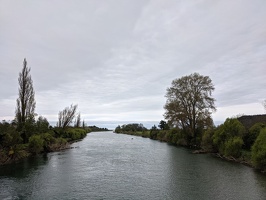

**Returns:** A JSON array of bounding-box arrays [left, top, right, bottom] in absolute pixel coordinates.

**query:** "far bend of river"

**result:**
[[1, 132, 266, 200]]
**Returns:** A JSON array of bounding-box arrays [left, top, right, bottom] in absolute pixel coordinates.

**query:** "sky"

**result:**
[[0, 0, 266, 125]]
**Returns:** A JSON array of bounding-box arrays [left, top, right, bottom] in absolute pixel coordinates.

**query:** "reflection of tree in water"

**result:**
[[0, 154, 48, 178]]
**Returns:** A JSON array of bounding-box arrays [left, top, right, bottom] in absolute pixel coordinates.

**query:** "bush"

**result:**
[[150, 125, 159, 140], [42, 132, 56, 149], [65, 128, 87, 141], [201, 128, 215, 151], [213, 118, 245, 156], [251, 128, 266, 170], [157, 131, 168, 142], [224, 137, 244, 158], [29, 135, 44, 154]]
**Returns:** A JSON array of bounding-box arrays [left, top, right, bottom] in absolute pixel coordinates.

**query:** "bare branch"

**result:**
[[57, 104, 78, 129]]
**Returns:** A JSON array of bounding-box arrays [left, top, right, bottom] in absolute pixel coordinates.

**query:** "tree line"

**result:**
[[115, 73, 266, 172], [0, 59, 90, 165]]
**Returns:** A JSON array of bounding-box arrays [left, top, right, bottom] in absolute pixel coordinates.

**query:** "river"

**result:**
[[1, 131, 266, 200]]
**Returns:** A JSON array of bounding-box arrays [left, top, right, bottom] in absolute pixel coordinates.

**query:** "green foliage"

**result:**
[[213, 118, 245, 157], [36, 116, 50, 133], [41, 132, 56, 149], [201, 128, 215, 151], [114, 123, 148, 134], [156, 130, 168, 142], [114, 125, 122, 133], [55, 137, 67, 145], [88, 126, 108, 132], [251, 128, 266, 170], [244, 123, 265, 150], [164, 73, 216, 144], [29, 135, 44, 154], [224, 137, 244, 157], [64, 128, 87, 141], [150, 125, 159, 139], [2, 129, 22, 148], [158, 120, 169, 130]]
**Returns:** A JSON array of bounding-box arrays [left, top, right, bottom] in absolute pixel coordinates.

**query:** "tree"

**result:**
[[57, 104, 78, 129], [82, 120, 86, 129], [164, 73, 215, 145], [158, 120, 169, 130], [74, 113, 81, 128], [15, 58, 36, 142]]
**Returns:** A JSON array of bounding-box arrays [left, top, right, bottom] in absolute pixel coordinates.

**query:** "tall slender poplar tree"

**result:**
[[15, 58, 36, 136]]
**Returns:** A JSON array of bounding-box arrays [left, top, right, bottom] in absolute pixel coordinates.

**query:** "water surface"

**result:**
[[1, 131, 266, 199]]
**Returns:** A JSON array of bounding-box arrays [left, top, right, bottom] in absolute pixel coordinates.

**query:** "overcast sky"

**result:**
[[0, 0, 266, 124]]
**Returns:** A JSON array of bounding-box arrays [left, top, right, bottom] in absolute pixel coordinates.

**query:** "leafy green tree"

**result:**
[[164, 73, 216, 145], [251, 128, 266, 170], [15, 58, 36, 143], [158, 120, 169, 130], [213, 118, 245, 157]]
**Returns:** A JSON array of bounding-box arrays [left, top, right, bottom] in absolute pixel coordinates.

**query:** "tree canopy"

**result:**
[[164, 73, 216, 144]]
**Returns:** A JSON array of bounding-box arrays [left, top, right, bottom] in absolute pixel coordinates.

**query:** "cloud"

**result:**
[[0, 0, 266, 123]]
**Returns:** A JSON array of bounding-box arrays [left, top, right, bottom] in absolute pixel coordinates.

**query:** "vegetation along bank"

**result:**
[[115, 73, 266, 173], [1, 59, 96, 165]]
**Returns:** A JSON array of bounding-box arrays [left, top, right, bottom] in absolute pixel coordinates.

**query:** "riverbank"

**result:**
[[115, 130, 266, 174], [3, 131, 266, 200], [0, 127, 91, 166]]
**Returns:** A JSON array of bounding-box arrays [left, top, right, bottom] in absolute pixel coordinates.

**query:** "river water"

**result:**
[[1, 131, 266, 200]]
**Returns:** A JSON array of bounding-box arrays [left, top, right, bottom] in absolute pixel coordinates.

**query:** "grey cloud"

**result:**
[[1, 0, 266, 123]]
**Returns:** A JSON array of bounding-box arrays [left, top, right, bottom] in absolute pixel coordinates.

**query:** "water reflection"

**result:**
[[0, 154, 48, 178], [167, 144, 266, 200]]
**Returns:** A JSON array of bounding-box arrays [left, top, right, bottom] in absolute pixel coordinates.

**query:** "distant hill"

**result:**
[[238, 114, 266, 129]]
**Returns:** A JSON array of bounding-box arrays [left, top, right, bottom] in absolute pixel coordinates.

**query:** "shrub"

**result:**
[[251, 128, 266, 170], [201, 128, 215, 151], [65, 128, 87, 141], [42, 132, 56, 149], [224, 137, 244, 158], [213, 118, 245, 156], [150, 125, 159, 140], [29, 135, 44, 154]]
